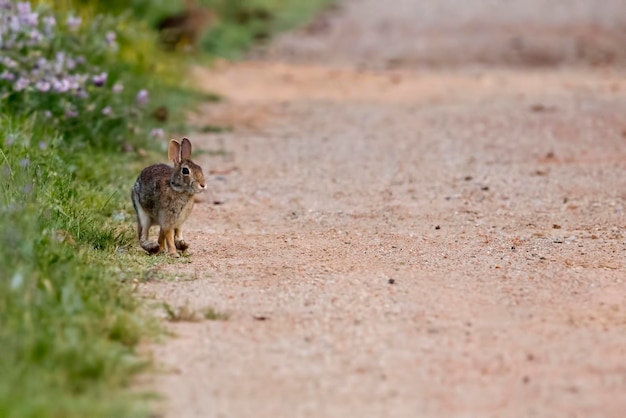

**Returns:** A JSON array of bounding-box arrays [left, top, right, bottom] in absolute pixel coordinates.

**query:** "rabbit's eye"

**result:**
[[182, 167, 190, 175]]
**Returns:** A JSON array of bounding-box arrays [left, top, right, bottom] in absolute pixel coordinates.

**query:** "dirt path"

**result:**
[[141, 1, 626, 417]]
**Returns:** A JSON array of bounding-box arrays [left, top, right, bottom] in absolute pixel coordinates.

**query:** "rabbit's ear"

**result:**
[[181, 137, 192, 160], [168, 139, 182, 164]]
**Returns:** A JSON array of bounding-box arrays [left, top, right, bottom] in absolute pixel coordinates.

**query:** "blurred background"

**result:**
[[260, 0, 626, 69], [41, 0, 332, 57]]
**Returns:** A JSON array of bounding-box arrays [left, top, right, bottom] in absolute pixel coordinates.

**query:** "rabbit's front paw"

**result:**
[[141, 240, 161, 254], [175, 240, 189, 251]]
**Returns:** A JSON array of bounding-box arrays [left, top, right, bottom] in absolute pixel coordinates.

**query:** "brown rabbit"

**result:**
[[131, 138, 206, 257], [157, 0, 217, 51]]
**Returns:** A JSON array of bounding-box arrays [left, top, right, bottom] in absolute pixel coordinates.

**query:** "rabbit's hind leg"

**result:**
[[140, 226, 160, 254], [133, 198, 160, 254], [174, 228, 189, 251]]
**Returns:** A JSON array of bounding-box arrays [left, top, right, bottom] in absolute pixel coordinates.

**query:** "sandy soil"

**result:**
[[139, 1, 626, 417]]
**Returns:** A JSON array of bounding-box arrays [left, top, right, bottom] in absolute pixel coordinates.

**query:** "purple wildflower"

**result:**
[[68, 78, 80, 91], [36, 80, 50, 92], [28, 29, 43, 45], [16, 2, 31, 15], [19, 158, 30, 168], [102, 106, 112, 116], [54, 52, 65, 72], [15, 77, 29, 91], [39, 141, 47, 150], [92, 72, 107, 87], [65, 108, 78, 118], [150, 128, 164, 139], [136, 89, 149, 106], [21, 12, 39, 27], [53, 78, 70, 93], [0, 70, 15, 81], [76, 88, 88, 99], [2, 57, 18, 68], [8, 15, 20, 32], [43, 110, 52, 118], [66, 15, 81, 29], [43, 15, 56, 29], [105, 31, 116, 44], [112, 83, 123, 94]]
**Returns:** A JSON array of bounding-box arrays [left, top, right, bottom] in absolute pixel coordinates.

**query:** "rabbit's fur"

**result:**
[[132, 138, 206, 257], [157, 0, 216, 51]]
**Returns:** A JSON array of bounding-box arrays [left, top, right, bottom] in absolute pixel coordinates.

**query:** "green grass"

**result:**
[[203, 307, 230, 321], [0, 0, 330, 417], [0, 118, 158, 417], [162, 302, 230, 322]]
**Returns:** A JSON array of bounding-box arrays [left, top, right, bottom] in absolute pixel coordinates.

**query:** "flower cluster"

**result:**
[[0, 1, 157, 148]]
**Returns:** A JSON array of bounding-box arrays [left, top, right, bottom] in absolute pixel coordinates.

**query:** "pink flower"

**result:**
[[65, 109, 78, 118], [0, 70, 14, 81], [36, 80, 50, 92], [105, 31, 116, 44], [66, 15, 81, 29], [43, 16, 56, 29], [136, 89, 149, 106], [15, 77, 29, 91], [16, 2, 31, 15], [53, 78, 71, 93], [92, 72, 107, 87]]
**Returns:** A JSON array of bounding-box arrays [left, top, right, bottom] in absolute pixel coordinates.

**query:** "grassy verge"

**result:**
[[0, 0, 329, 417], [0, 120, 154, 417]]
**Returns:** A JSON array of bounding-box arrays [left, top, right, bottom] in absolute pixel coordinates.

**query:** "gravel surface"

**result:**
[[140, 1, 626, 417]]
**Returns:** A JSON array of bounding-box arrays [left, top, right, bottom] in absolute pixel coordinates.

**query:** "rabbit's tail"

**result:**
[[131, 184, 143, 242]]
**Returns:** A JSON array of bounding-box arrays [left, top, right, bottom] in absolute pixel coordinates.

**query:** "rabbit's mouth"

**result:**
[[192, 183, 207, 194]]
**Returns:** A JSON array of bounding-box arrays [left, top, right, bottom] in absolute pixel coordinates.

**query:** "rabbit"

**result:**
[[131, 137, 207, 257], [157, 0, 217, 51]]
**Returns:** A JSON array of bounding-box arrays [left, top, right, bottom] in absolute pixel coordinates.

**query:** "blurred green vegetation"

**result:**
[[60, 0, 333, 57], [1, 0, 330, 416]]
